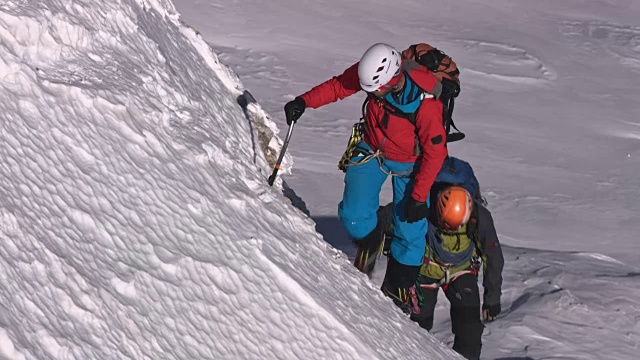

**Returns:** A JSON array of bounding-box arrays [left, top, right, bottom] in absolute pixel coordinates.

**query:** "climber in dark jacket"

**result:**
[[410, 181, 504, 360]]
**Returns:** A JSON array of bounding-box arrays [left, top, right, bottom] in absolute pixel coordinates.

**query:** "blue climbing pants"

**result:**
[[338, 143, 428, 266]]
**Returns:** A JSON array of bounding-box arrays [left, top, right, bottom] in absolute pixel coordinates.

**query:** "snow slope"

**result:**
[[173, 0, 640, 358], [0, 0, 459, 359]]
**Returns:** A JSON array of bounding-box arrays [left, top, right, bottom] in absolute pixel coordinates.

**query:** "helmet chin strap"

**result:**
[[368, 72, 407, 99], [439, 220, 459, 233]]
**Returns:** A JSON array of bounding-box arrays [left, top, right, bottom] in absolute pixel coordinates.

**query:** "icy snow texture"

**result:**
[[173, 0, 640, 358], [0, 1, 458, 359]]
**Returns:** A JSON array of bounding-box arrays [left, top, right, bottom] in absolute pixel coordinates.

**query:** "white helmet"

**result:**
[[358, 43, 402, 92]]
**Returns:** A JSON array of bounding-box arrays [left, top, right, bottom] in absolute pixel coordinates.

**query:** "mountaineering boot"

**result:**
[[353, 204, 393, 276], [381, 256, 422, 314]]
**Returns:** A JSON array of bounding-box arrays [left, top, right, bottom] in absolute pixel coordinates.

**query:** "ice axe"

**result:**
[[267, 122, 295, 186]]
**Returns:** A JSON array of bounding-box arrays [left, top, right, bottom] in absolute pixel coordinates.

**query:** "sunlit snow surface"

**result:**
[[0, 0, 460, 359], [173, 0, 640, 359]]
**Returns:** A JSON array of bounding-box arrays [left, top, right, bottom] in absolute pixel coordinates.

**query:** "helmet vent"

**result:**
[[357, 43, 402, 92]]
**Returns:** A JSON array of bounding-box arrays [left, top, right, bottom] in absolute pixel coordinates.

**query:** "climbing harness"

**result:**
[[339, 142, 414, 177], [419, 265, 479, 291], [420, 225, 483, 291]]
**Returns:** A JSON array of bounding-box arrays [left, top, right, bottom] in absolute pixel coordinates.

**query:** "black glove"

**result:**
[[482, 303, 501, 322], [284, 97, 306, 125], [405, 197, 428, 223]]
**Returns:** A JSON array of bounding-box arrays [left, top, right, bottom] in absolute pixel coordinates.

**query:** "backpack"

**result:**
[[361, 43, 463, 143], [430, 156, 481, 202], [403, 44, 463, 142]]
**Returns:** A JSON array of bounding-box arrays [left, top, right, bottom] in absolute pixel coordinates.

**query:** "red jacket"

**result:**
[[299, 61, 448, 202]]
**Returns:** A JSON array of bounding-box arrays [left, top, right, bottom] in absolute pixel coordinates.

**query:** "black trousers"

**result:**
[[411, 273, 483, 360]]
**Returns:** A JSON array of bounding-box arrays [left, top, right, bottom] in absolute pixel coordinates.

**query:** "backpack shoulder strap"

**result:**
[[443, 95, 465, 142], [410, 44, 419, 61], [362, 94, 419, 128], [361, 95, 370, 120]]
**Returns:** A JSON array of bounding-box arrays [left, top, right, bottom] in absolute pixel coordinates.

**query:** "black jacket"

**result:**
[[469, 201, 504, 307]]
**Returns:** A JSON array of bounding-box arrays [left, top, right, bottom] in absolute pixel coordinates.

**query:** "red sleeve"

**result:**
[[411, 99, 448, 202], [298, 63, 362, 109]]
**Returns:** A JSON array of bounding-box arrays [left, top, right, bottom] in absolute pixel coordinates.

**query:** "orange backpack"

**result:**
[[403, 44, 463, 142]]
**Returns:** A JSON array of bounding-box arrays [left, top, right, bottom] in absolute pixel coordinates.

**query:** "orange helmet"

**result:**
[[436, 186, 473, 231]]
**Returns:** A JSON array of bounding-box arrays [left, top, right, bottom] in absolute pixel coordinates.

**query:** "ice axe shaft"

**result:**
[[268, 122, 295, 186]]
